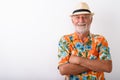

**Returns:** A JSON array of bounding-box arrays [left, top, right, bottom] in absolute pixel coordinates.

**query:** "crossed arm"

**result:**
[[59, 63, 90, 75], [59, 55, 112, 75]]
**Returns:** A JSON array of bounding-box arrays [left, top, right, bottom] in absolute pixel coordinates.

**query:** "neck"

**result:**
[[76, 31, 90, 39]]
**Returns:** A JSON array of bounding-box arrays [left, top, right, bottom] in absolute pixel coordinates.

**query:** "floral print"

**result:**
[[58, 32, 111, 80]]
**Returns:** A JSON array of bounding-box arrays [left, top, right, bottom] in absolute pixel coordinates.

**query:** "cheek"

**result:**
[[85, 20, 91, 25], [88, 19, 92, 24], [88, 21, 91, 26], [72, 20, 78, 25]]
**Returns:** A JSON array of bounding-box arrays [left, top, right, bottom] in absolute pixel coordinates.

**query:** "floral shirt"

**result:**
[[58, 32, 111, 80]]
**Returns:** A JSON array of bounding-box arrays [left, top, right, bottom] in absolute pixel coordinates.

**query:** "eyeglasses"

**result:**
[[71, 15, 91, 20]]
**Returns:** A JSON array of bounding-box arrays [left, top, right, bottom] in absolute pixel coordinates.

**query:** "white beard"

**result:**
[[75, 23, 90, 34]]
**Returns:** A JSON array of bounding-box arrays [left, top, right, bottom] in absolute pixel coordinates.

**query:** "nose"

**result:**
[[79, 17, 85, 23]]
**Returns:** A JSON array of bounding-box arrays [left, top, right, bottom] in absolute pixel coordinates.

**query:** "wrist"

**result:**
[[78, 57, 85, 65]]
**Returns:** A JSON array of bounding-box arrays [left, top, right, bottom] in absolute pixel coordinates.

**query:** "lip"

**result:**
[[77, 24, 86, 27]]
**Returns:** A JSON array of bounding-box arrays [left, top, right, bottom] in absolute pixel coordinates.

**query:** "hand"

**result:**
[[69, 55, 80, 64]]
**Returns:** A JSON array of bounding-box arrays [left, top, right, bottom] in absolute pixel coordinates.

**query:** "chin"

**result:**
[[76, 29, 88, 34]]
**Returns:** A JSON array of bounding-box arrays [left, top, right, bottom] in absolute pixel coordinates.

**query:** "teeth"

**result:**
[[77, 23, 86, 26]]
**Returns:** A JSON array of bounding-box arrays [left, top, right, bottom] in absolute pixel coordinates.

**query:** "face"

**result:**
[[71, 14, 92, 34]]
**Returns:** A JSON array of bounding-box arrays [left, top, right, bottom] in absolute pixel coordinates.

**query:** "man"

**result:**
[[58, 2, 112, 80]]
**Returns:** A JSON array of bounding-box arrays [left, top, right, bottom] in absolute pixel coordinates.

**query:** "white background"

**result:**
[[0, 0, 119, 80]]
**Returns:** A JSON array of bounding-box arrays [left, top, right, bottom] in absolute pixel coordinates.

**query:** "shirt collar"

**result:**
[[73, 32, 92, 43]]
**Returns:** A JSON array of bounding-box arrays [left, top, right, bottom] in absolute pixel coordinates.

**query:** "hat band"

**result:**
[[72, 9, 91, 14]]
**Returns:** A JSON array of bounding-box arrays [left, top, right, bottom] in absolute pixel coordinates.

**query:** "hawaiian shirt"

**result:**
[[58, 32, 111, 80]]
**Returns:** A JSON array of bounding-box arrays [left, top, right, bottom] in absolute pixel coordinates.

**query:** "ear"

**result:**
[[71, 17, 74, 24], [90, 17, 93, 23]]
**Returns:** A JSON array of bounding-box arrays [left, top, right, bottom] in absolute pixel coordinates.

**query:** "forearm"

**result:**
[[59, 63, 90, 75], [78, 57, 112, 72]]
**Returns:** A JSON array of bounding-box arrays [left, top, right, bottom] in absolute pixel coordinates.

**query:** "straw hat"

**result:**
[[71, 2, 94, 16]]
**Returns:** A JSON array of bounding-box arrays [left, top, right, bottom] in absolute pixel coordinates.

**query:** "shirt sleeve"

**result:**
[[58, 36, 70, 67], [98, 36, 111, 60]]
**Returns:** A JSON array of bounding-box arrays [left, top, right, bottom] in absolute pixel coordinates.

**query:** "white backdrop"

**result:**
[[0, 0, 119, 80]]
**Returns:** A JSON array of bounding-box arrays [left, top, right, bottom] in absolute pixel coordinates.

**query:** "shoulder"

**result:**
[[92, 34, 106, 39], [92, 34, 108, 42], [60, 33, 74, 41]]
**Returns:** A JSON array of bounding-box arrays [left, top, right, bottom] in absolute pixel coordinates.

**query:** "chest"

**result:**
[[69, 39, 99, 59]]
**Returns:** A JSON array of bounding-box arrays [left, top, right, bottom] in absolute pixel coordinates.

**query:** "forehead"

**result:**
[[71, 14, 91, 17]]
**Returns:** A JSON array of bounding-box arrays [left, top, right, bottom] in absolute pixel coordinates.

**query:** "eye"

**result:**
[[82, 16, 89, 19], [75, 16, 80, 19], [72, 16, 79, 20]]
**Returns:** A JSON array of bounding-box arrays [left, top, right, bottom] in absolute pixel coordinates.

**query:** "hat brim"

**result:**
[[70, 12, 94, 16]]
